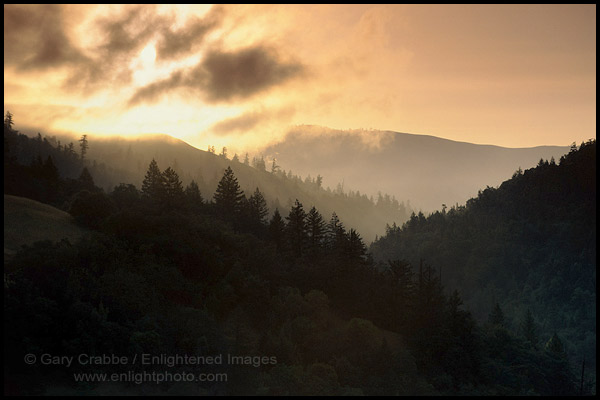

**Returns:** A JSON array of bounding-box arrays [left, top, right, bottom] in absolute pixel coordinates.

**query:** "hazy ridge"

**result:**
[[261, 126, 571, 212]]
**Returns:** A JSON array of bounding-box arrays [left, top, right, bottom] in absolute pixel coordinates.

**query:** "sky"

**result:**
[[4, 4, 596, 154]]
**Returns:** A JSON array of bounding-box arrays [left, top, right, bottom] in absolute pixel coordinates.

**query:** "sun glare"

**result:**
[[139, 44, 157, 66]]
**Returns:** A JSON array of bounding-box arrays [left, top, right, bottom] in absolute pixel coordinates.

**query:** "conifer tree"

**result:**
[[247, 187, 269, 225], [162, 166, 184, 209], [184, 180, 204, 211], [213, 166, 245, 219], [78, 167, 96, 191], [326, 212, 347, 251], [269, 208, 286, 251], [141, 159, 165, 201], [4, 111, 14, 130], [521, 309, 538, 348], [347, 228, 367, 260], [43, 156, 59, 183], [79, 134, 89, 162], [545, 333, 565, 356], [286, 199, 308, 257], [306, 206, 326, 252]]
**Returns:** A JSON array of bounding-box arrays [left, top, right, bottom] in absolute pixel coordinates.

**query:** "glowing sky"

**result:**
[[3, 4, 596, 153]]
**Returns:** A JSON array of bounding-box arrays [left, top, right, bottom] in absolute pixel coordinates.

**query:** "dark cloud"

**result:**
[[156, 5, 224, 61], [210, 107, 296, 136], [4, 4, 89, 69], [210, 111, 263, 135], [128, 46, 305, 106], [96, 5, 164, 57], [127, 71, 185, 106], [66, 5, 170, 90], [5, 5, 304, 102], [201, 46, 304, 102]]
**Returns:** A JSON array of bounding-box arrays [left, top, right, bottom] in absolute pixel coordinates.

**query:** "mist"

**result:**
[[260, 126, 571, 212]]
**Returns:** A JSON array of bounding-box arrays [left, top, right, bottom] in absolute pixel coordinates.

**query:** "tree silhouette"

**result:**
[[326, 212, 346, 252], [347, 228, 367, 261], [488, 303, 505, 327], [184, 180, 204, 213], [4, 111, 14, 130], [247, 187, 269, 224], [306, 206, 326, 253], [162, 166, 184, 209], [286, 199, 308, 258], [79, 135, 89, 162], [141, 159, 165, 202], [269, 208, 286, 252], [521, 309, 538, 348], [78, 167, 96, 192], [213, 166, 245, 220]]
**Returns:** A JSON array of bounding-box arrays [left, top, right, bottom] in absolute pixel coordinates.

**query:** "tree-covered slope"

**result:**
[[5, 126, 410, 243], [370, 140, 596, 380], [4, 114, 590, 395]]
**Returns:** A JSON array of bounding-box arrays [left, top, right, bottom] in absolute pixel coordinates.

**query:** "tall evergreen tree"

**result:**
[[79, 134, 89, 162], [141, 159, 165, 201], [545, 332, 565, 356], [387, 259, 415, 328], [43, 156, 59, 182], [213, 166, 245, 219], [521, 309, 538, 348], [247, 187, 269, 225], [488, 303, 505, 327], [269, 208, 286, 252], [162, 166, 184, 209], [184, 180, 204, 212], [306, 206, 326, 252], [78, 167, 96, 192], [347, 228, 367, 261], [4, 111, 14, 130], [286, 199, 308, 257], [326, 212, 347, 251]]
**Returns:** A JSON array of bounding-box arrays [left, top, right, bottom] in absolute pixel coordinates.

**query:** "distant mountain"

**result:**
[[260, 126, 571, 212]]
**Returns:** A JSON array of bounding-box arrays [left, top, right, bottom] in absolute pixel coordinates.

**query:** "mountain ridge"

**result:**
[[261, 126, 571, 212]]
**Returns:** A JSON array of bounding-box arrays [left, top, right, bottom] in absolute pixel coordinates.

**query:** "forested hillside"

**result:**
[[371, 140, 596, 387], [4, 112, 593, 395], [5, 122, 410, 242]]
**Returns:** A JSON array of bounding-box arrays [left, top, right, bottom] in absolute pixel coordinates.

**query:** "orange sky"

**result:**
[[3, 4, 596, 153]]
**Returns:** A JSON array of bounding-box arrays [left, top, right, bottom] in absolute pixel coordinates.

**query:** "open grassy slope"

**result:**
[[4, 195, 87, 259]]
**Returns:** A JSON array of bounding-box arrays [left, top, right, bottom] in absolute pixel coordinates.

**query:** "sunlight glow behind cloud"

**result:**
[[3, 4, 596, 153]]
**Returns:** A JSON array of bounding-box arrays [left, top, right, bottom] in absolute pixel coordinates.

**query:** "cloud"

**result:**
[[156, 5, 224, 61], [211, 111, 263, 135], [201, 46, 304, 102], [210, 107, 296, 136], [4, 4, 89, 69], [127, 71, 185, 106], [65, 5, 171, 90], [95, 5, 165, 57], [128, 45, 305, 106]]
